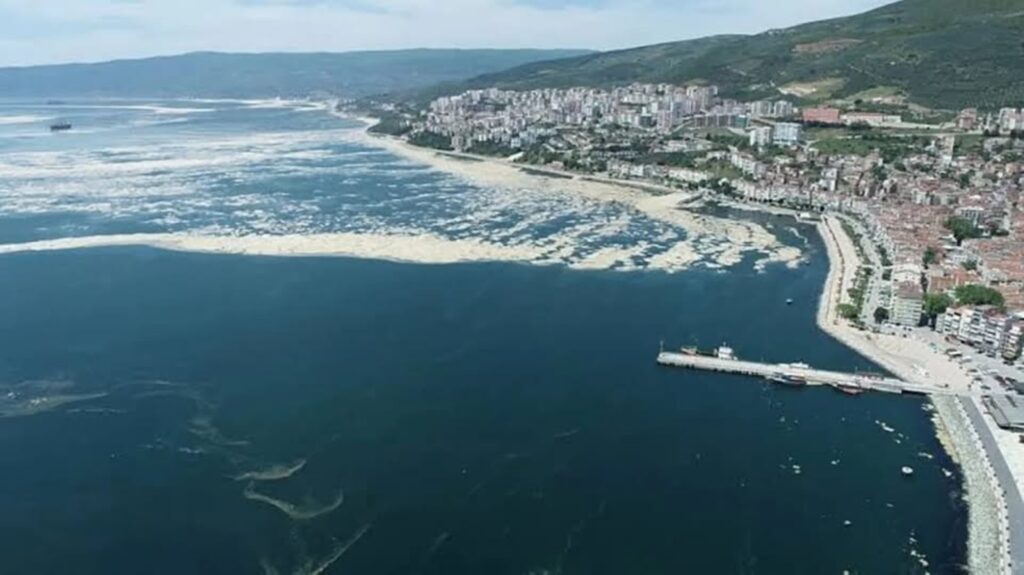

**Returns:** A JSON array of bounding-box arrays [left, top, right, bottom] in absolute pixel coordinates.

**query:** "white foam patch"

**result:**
[[52, 104, 216, 115], [0, 102, 806, 275], [342, 124, 804, 273], [0, 115, 51, 125], [0, 233, 547, 265]]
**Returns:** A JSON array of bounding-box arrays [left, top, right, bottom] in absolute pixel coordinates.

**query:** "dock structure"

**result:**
[[656, 351, 957, 396]]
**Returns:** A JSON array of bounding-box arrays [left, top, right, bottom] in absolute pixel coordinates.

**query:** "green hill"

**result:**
[[0, 49, 592, 99], [443, 0, 1024, 109]]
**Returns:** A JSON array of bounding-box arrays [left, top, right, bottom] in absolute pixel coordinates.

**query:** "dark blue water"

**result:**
[[0, 98, 966, 573], [0, 243, 966, 574]]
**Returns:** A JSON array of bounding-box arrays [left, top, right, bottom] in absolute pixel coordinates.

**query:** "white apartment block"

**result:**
[[937, 306, 1024, 360], [890, 282, 924, 327], [772, 123, 802, 146]]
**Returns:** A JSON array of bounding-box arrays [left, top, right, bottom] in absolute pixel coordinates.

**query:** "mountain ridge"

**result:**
[[437, 0, 1024, 109], [0, 49, 594, 99]]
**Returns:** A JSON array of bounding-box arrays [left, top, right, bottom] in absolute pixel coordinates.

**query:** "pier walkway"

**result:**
[[656, 351, 959, 396]]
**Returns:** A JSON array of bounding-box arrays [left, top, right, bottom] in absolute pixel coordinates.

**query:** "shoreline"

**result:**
[[816, 214, 1014, 574], [343, 117, 805, 273], [359, 115, 1014, 570]]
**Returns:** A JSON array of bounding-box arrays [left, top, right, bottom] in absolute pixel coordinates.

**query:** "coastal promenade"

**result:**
[[962, 398, 1024, 572], [815, 212, 1021, 575]]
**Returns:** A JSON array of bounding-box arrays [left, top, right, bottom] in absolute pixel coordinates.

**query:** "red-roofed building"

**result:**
[[802, 107, 841, 125]]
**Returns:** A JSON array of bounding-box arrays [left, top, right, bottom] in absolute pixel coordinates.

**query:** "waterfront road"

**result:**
[[962, 398, 1024, 572]]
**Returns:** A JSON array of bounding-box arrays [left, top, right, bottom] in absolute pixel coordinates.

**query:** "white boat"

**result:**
[[901, 466, 914, 476]]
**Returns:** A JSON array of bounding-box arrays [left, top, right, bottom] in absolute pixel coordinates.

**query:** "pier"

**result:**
[[656, 350, 958, 396]]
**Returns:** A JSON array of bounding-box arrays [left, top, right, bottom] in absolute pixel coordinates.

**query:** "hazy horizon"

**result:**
[[1, 0, 892, 67]]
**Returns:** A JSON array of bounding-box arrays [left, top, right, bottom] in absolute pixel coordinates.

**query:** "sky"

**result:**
[[0, 0, 894, 67]]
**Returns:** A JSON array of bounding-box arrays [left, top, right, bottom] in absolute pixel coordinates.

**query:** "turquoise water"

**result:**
[[0, 100, 966, 573]]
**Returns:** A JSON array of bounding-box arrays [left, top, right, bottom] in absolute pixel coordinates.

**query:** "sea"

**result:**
[[0, 99, 966, 574]]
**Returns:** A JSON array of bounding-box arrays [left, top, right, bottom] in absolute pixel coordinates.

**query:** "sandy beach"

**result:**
[[817, 214, 1015, 574]]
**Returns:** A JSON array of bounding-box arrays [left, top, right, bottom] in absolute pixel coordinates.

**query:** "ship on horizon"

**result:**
[[49, 122, 72, 132]]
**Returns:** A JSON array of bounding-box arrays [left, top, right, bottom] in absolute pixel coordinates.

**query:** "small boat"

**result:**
[[49, 122, 72, 132], [715, 345, 736, 360], [768, 373, 807, 387], [901, 466, 914, 476], [832, 383, 866, 396], [786, 298, 794, 305]]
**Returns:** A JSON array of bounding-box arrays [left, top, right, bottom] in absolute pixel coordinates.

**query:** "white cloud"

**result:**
[[0, 0, 893, 66]]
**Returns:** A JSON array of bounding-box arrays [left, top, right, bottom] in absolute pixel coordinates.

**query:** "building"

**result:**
[[957, 108, 979, 131], [982, 395, 1024, 432], [998, 108, 1024, 134], [1004, 322, 1024, 360], [750, 100, 774, 118], [937, 306, 1024, 359], [842, 112, 903, 127], [802, 107, 841, 125], [890, 282, 924, 327], [772, 100, 795, 119], [730, 152, 765, 178], [892, 263, 923, 285], [667, 167, 708, 184], [772, 123, 802, 146], [939, 135, 956, 167], [748, 126, 772, 148]]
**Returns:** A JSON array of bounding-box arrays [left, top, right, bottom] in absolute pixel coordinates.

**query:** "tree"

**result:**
[[958, 172, 973, 189], [408, 130, 453, 151], [962, 260, 979, 271], [873, 306, 890, 324], [923, 293, 953, 319], [922, 246, 938, 267], [837, 303, 859, 320], [955, 284, 1005, 309], [944, 217, 982, 246]]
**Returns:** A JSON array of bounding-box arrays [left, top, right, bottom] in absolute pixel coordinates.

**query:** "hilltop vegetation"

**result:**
[[443, 0, 1024, 109], [0, 49, 591, 99]]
